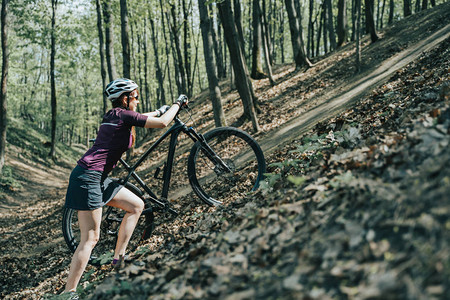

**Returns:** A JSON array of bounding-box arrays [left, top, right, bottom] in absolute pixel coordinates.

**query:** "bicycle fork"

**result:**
[[186, 128, 233, 175]]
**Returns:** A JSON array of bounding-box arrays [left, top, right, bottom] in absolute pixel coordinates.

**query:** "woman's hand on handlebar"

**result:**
[[174, 94, 189, 108]]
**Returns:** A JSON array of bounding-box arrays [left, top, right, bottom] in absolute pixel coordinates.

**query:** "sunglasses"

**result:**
[[130, 94, 139, 100]]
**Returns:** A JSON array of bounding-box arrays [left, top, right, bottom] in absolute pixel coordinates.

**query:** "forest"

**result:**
[[0, 0, 449, 299]]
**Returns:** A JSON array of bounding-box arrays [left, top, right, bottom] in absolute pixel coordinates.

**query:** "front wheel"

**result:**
[[188, 127, 266, 206]]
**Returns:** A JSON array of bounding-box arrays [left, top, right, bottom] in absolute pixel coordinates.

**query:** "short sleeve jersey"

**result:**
[[77, 107, 148, 173]]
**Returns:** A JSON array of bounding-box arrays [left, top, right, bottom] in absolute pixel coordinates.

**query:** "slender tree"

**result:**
[[149, 10, 165, 107], [337, 0, 348, 47], [95, 0, 107, 114], [233, 0, 246, 60], [259, 0, 275, 85], [316, 3, 324, 56], [388, 0, 394, 24], [365, 0, 379, 42], [325, 0, 337, 50], [167, 3, 187, 95], [251, 0, 265, 79], [198, 0, 226, 127], [307, 0, 314, 57], [182, 0, 193, 97], [355, 0, 362, 73], [0, 0, 8, 174], [379, 0, 386, 28], [49, 0, 58, 159], [120, 0, 131, 78], [284, 0, 312, 68], [210, 5, 226, 79], [159, 0, 175, 101], [279, 9, 285, 63], [142, 19, 150, 111], [103, 0, 118, 81], [261, 0, 272, 64], [404, 0, 412, 17], [218, 0, 260, 132]]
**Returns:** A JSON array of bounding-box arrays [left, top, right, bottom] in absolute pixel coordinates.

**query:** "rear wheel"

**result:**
[[188, 127, 266, 206], [62, 181, 153, 265]]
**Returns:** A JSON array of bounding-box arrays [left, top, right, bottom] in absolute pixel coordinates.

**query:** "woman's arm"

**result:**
[[143, 104, 180, 129], [142, 111, 159, 118]]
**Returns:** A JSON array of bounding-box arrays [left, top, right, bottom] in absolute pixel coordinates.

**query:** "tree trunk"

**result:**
[[142, 20, 150, 111], [159, 0, 175, 102], [284, 0, 312, 69], [307, 0, 314, 57], [149, 10, 165, 107], [103, 0, 118, 81], [325, 0, 337, 50], [120, 0, 131, 78], [259, 0, 275, 86], [261, 0, 273, 64], [233, 0, 246, 61], [365, 0, 379, 42], [351, 0, 356, 41], [198, 0, 226, 128], [355, 0, 361, 73], [95, 0, 107, 115], [279, 9, 285, 63], [337, 0, 348, 47], [49, 0, 58, 160], [182, 0, 192, 97], [218, 0, 260, 132], [0, 0, 8, 174], [316, 3, 324, 56], [388, 0, 394, 24], [323, 3, 328, 53], [430, 0, 435, 7], [168, 4, 187, 95], [415, 0, 421, 13], [403, 0, 412, 17], [130, 20, 137, 80], [136, 31, 143, 106], [211, 6, 225, 79], [380, 0, 386, 29], [421, 0, 428, 10], [251, 0, 265, 79]]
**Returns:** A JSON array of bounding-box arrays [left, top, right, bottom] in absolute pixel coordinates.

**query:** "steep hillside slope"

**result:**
[[86, 33, 450, 300]]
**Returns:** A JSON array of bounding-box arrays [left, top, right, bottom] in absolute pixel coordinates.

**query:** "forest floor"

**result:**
[[0, 3, 449, 299]]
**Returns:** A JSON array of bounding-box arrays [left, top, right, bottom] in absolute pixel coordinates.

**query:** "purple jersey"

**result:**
[[77, 107, 148, 173]]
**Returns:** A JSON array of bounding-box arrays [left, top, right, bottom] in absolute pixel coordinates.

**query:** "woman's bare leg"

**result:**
[[65, 208, 102, 292], [107, 187, 144, 259]]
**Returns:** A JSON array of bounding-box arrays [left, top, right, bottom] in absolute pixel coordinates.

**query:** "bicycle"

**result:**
[[62, 106, 266, 265]]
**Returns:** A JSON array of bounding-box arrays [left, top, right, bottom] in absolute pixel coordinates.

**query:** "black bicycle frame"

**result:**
[[116, 116, 205, 216]]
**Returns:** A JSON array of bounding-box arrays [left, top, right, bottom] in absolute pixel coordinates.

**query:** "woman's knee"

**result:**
[[81, 232, 100, 248], [131, 200, 144, 215]]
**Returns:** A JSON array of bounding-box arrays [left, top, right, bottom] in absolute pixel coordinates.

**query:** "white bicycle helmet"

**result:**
[[104, 78, 138, 101]]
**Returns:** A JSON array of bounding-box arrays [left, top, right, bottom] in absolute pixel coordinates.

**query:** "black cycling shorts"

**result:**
[[64, 165, 122, 211]]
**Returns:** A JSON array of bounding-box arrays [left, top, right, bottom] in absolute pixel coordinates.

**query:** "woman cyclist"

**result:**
[[63, 78, 188, 298]]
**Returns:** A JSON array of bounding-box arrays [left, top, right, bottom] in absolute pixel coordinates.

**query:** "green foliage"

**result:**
[[287, 175, 307, 186], [329, 170, 355, 189], [0, 166, 22, 191], [261, 159, 304, 192], [135, 245, 152, 256], [91, 251, 114, 266]]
